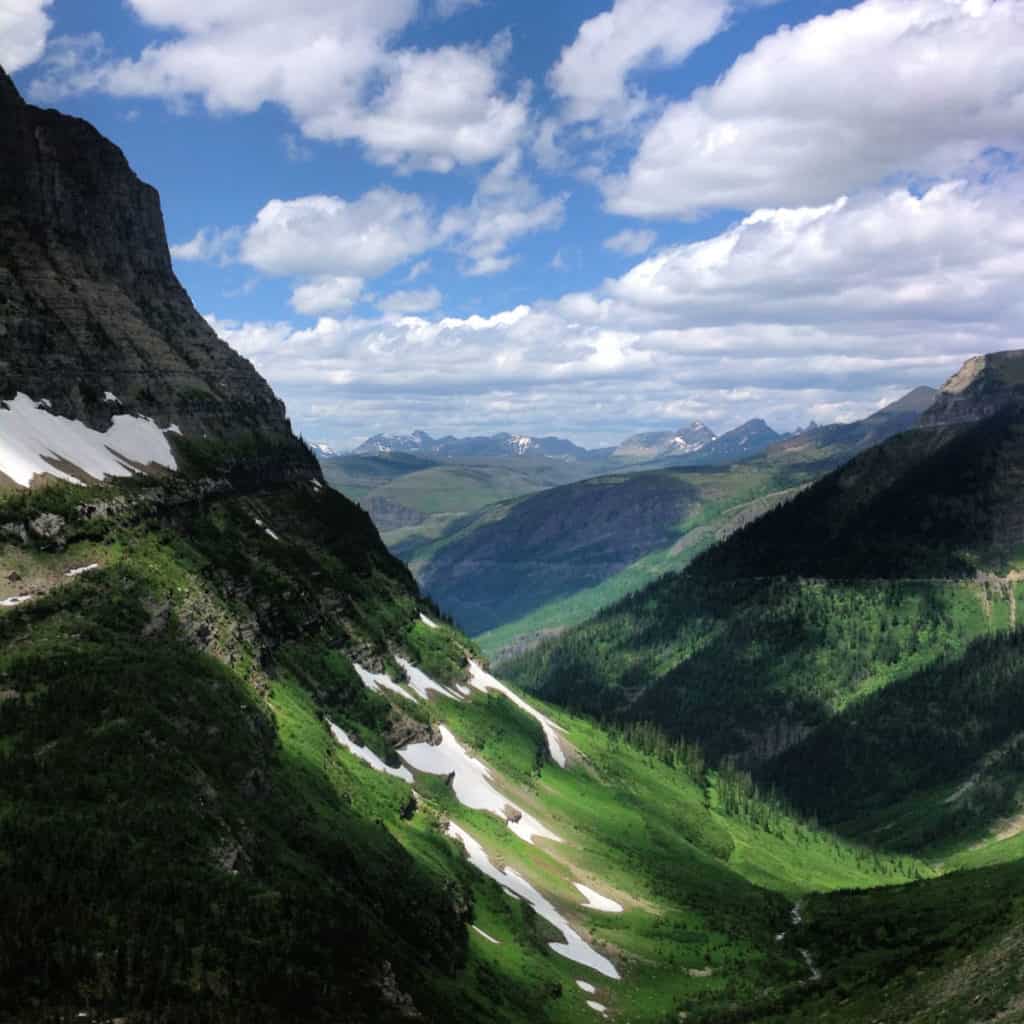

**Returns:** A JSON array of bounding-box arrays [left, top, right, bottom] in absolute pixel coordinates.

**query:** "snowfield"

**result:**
[[574, 883, 624, 913], [446, 821, 621, 980], [395, 657, 463, 702], [0, 393, 179, 487], [419, 613, 440, 629], [399, 726, 560, 845], [353, 663, 418, 702], [328, 721, 413, 782], [468, 661, 567, 768]]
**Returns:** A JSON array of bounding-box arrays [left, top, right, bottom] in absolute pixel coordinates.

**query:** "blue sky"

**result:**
[[3, 0, 1022, 448]]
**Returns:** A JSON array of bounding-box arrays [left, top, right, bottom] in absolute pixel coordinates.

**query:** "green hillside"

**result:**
[[2, 474, 949, 1023], [506, 368, 1024, 866]]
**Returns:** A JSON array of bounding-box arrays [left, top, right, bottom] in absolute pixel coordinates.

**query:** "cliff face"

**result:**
[[0, 66, 313, 483], [921, 350, 1024, 427]]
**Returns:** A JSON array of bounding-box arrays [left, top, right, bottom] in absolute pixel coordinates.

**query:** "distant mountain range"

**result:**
[[353, 429, 593, 460], [349, 418, 783, 465]]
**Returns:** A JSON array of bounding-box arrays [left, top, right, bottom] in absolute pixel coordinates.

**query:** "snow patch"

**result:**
[[446, 821, 620, 980], [574, 883, 624, 913], [396, 657, 463, 702], [0, 595, 33, 608], [587, 1000, 608, 1015], [253, 517, 281, 542], [576, 980, 597, 994], [103, 392, 119, 404], [64, 564, 100, 578], [353, 663, 418, 703], [329, 721, 413, 783], [399, 726, 560, 845], [0, 394, 178, 487], [419, 612, 440, 629], [468, 661, 567, 768], [471, 925, 500, 945]]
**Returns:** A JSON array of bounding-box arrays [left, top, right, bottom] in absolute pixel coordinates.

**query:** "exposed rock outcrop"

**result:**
[[0, 66, 314, 483], [921, 351, 1024, 427]]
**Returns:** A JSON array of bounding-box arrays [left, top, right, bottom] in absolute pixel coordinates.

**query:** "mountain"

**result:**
[[506, 352, 1024, 856], [310, 441, 341, 457], [921, 349, 1024, 426], [0, 68, 309, 488], [3, 75, 1024, 1024], [612, 420, 717, 460], [354, 429, 591, 460], [763, 385, 938, 470], [402, 389, 934, 659], [404, 463, 804, 653], [671, 417, 781, 466]]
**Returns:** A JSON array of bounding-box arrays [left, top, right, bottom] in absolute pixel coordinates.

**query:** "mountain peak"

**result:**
[[922, 349, 1024, 427]]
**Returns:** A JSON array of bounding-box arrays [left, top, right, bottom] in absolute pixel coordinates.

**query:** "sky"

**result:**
[[3, 0, 1022, 450]]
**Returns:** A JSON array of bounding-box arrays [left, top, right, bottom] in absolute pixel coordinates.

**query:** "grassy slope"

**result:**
[[319, 616, 929, 1024], [0, 476, 932, 1024]]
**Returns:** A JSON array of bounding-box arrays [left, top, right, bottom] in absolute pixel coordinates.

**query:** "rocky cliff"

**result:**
[[921, 350, 1024, 427], [0, 66, 313, 485]]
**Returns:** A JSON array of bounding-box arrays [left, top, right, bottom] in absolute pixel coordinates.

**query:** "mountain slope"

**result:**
[[402, 389, 934, 658], [506, 355, 1024, 859]]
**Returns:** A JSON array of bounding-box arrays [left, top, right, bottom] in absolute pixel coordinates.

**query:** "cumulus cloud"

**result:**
[[441, 152, 567, 275], [33, 0, 526, 171], [291, 276, 364, 316], [170, 226, 241, 265], [606, 178, 1024, 327], [606, 0, 1024, 218], [240, 189, 434, 278], [604, 228, 656, 255], [0, 0, 53, 73], [550, 0, 730, 124], [377, 288, 443, 315], [205, 172, 1024, 446]]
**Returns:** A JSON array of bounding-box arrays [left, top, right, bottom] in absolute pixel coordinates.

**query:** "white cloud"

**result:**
[[240, 189, 434, 278], [604, 228, 656, 255], [33, 0, 526, 171], [550, 0, 730, 124], [325, 40, 528, 172], [170, 226, 241, 264], [206, 171, 1024, 446], [0, 0, 52, 73], [441, 151, 567, 275], [377, 287, 443, 315], [606, 178, 1024, 328], [291, 276, 364, 316], [607, 0, 1024, 218]]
